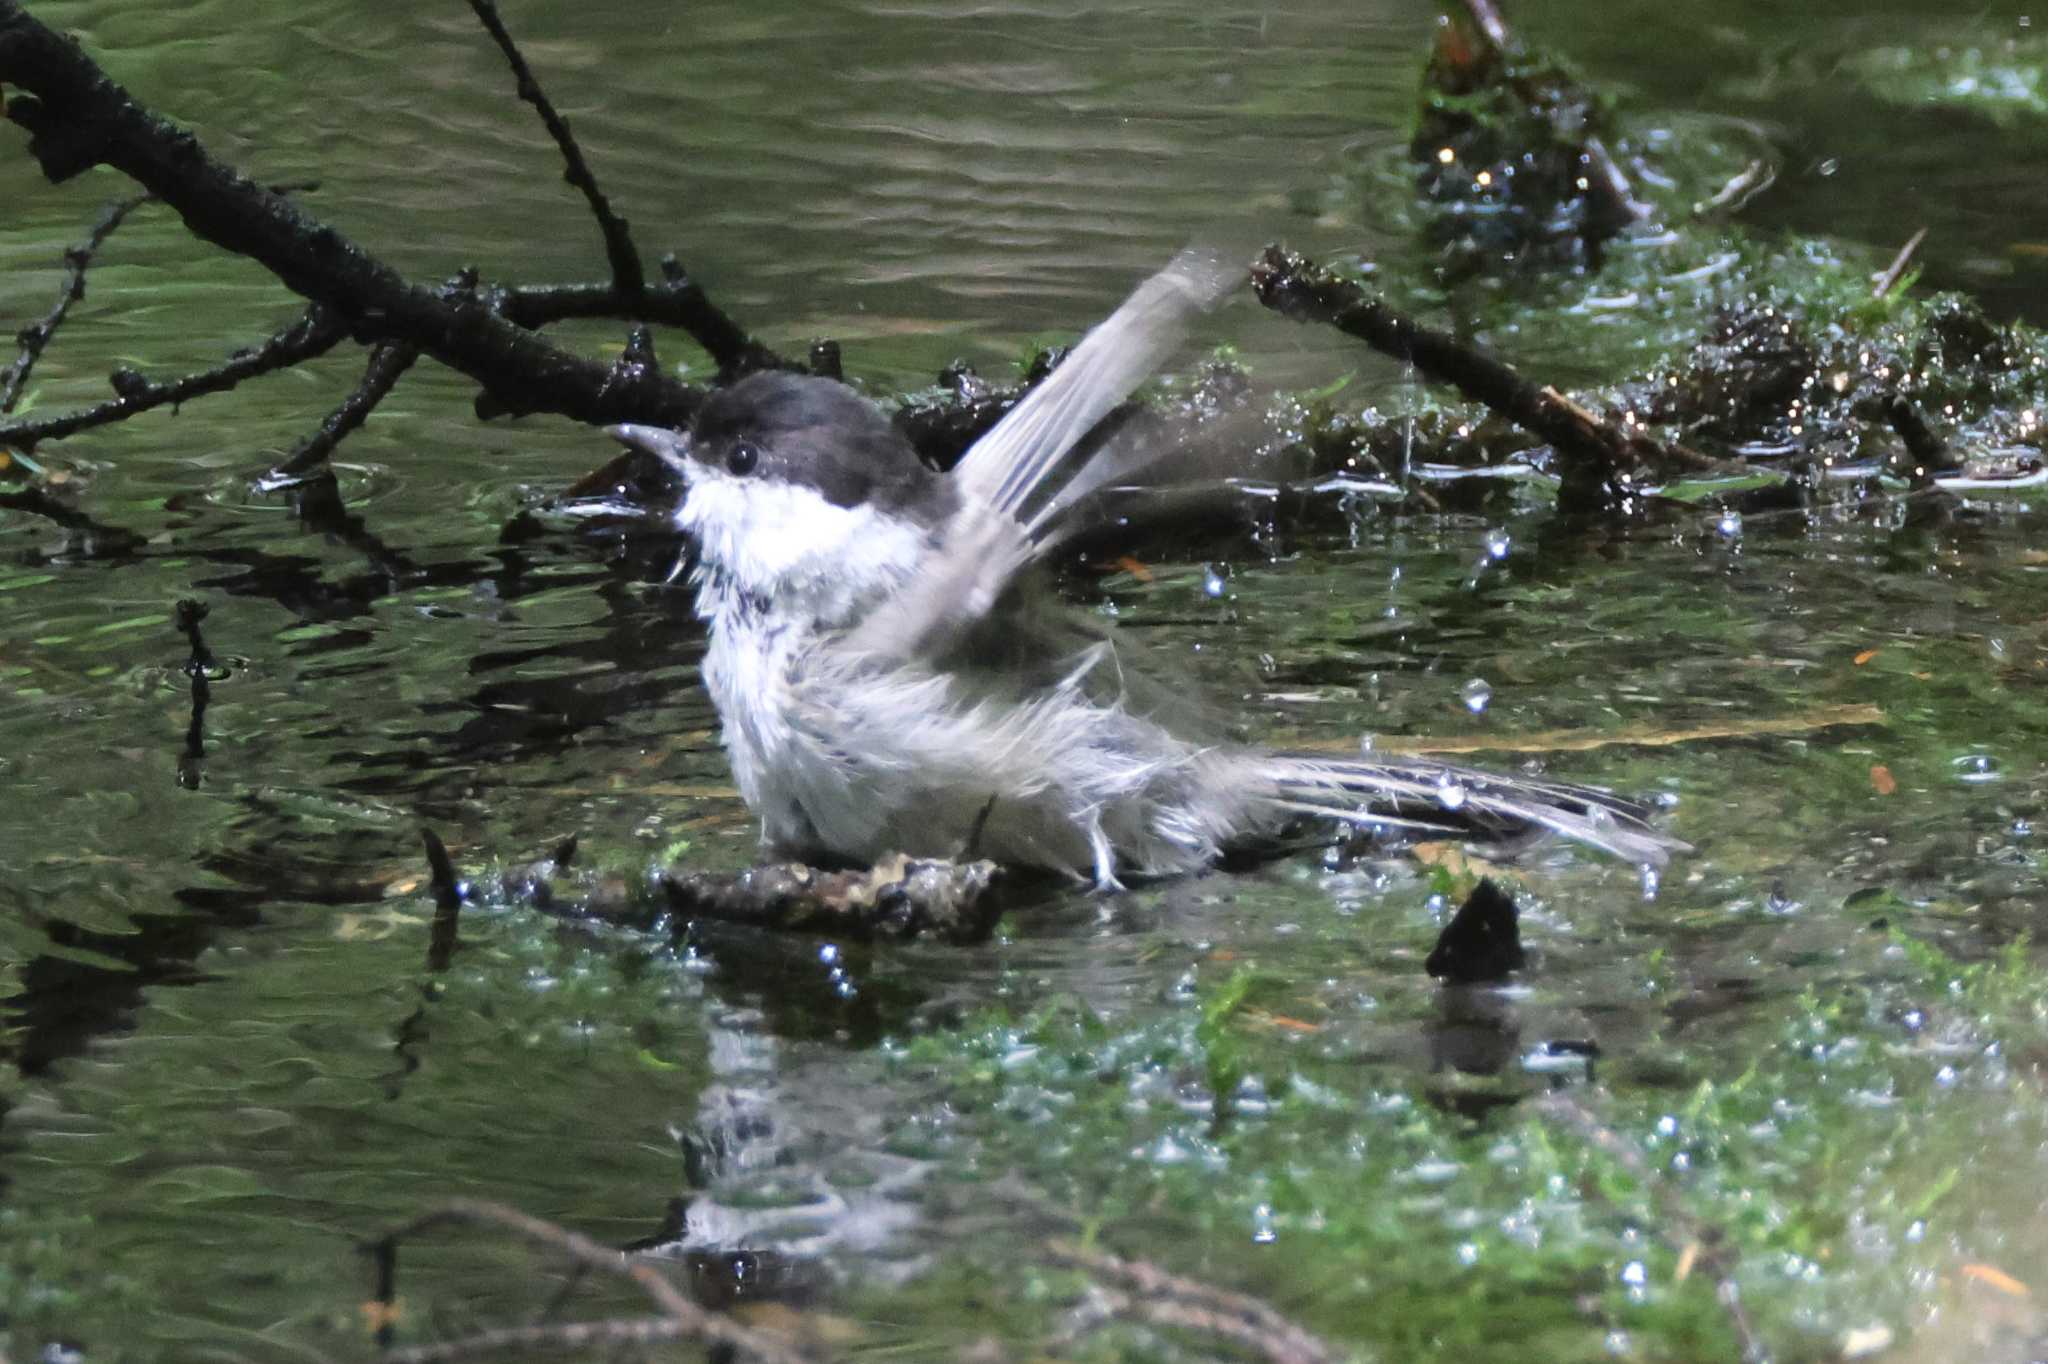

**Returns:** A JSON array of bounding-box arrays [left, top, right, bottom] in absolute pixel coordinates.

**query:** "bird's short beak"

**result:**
[[607, 423, 691, 476]]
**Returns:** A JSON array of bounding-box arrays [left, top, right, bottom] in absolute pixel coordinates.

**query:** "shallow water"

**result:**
[[6, 2, 2048, 1361]]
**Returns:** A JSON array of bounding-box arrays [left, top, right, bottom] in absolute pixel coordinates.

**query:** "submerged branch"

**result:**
[[368, 1197, 810, 1364], [1048, 1239, 1336, 1364], [661, 853, 1003, 942], [1250, 246, 1742, 506], [1538, 1093, 1766, 1363]]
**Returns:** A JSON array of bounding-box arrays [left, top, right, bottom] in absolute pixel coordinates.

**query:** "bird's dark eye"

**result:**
[[726, 440, 760, 476]]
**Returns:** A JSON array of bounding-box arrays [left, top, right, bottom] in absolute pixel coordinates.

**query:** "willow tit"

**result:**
[[611, 253, 1682, 887]]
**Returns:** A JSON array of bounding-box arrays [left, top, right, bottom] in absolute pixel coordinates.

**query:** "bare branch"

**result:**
[[0, 2, 703, 428], [0, 307, 348, 450], [1, 190, 150, 414], [463, 0, 643, 297], [264, 341, 419, 481]]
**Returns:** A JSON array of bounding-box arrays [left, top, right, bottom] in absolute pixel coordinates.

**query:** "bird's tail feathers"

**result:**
[[1261, 753, 1685, 867]]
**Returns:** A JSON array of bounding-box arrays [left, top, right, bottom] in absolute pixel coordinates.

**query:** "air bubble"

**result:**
[[1484, 528, 1512, 560], [1952, 753, 2003, 784], [1251, 1203, 1278, 1244], [1436, 775, 1468, 810], [1203, 565, 1227, 598], [1461, 678, 1493, 714]]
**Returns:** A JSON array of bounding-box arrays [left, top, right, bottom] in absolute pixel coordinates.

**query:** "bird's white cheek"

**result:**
[[680, 475, 892, 594]]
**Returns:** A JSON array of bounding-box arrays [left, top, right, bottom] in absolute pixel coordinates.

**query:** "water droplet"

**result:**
[[1988, 637, 2010, 663], [1640, 863, 1661, 900], [1203, 565, 1227, 598], [1716, 511, 1743, 539], [1436, 775, 1467, 810], [1621, 1260, 1647, 1287], [1484, 528, 1512, 560], [1460, 678, 1493, 714], [1952, 752, 2003, 784], [1251, 1203, 1278, 1244], [1457, 1241, 1479, 1266]]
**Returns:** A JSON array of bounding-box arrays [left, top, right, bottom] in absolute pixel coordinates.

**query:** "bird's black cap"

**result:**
[[692, 372, 957, 524]]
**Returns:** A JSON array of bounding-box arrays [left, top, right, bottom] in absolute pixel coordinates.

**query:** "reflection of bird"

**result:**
[[612, 252, 1682, 887]]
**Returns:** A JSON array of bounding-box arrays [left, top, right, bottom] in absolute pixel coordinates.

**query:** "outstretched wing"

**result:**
[[845, 249, 1236, 661]]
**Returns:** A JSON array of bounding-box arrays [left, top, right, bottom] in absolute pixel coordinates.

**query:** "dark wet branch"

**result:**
[[1, 189, 149, 415], [367, 1198, 809, 1364], [174, 597, 212, 790], [0, 306, 349, 450], [463, 0, 643, 298], [265, 341, 420, 481], [0, 2, 706, 428], [1250, 246, 1740, 505], [495, 256, 789, 378]]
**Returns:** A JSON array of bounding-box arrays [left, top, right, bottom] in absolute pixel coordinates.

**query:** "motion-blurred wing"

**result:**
[[846, 249, 1235, 661]]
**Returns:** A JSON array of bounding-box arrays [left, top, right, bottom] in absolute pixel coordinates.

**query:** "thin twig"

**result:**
[[1871, 226, 1928, 300], [1046, 1240, 1335, 1364], [1, 190, 150, 414], [1693, 159, 1775, 220], [1537, 1093, 1767, 1363], [0, 307, 348, 449], [464, 0, 643, 297], [369, 1198, 809, 1364], [265, 341, 420, 480]]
